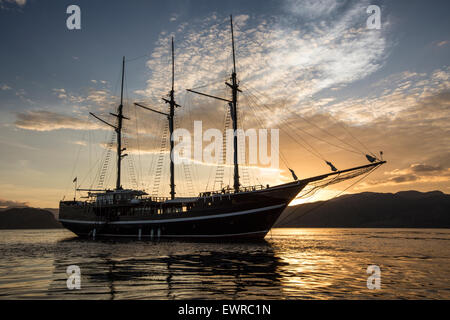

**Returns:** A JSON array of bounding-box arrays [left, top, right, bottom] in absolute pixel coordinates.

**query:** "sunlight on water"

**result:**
[[0, 228, 449, 299]]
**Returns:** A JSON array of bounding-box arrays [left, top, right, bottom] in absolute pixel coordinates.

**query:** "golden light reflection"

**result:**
[[270, 228, 338, 296]]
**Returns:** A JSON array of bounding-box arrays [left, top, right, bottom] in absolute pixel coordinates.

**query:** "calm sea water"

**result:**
[[0, 228, 449, 299]]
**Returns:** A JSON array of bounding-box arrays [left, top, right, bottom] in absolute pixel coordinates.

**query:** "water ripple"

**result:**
[[0, 228, 449, 299]]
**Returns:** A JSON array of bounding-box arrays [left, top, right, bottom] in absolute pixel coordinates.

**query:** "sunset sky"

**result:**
[[0, 0, 449, 208]]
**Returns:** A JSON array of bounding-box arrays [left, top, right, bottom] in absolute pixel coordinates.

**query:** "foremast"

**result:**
[[114, 57, 127, 190], [135, 37, 180, 200]]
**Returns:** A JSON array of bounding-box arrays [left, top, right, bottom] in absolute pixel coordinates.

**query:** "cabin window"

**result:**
[[182, 206, 187, 212]]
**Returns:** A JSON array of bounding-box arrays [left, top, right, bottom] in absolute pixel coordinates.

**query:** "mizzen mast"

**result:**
[[186, 15, 242, 193]]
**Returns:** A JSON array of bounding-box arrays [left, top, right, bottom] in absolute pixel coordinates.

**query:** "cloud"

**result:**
[[384, 164, 449, 180], [15, 82, 131, 132], [360, 163, 450, 188], [14, 79, 125, 132], [1, 84, 11, 90], [0, 0, 26, 9], [13, 88, 33, 104], [323, 66, 450, 124], [53, 86, 115, 106], [283, 0, 343, 20], [36, 83, 120, 132], [410, 164, 444, 174], [52, 88, 67, 99], [72, 140, 87, 146], [87, 89, 110, 104], [0, 137, 38, 150], [342, 89, 450, 190], [138, 0, 388, 114], [437, 40, 448, 47], [15, 110, 103, 131], [0, 198, 28, 208]]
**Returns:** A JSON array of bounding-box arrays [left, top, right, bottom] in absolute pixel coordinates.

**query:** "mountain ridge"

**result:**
[[0, 207, 62, 229], [275, 190, 450, 228]]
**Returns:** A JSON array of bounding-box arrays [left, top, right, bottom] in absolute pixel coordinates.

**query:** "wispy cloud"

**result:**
[[138, 0, 389, 125], [0, 0, 26, 10], [359, 163, 450, 188], [284, 0, 343, 20], [10, 0, 25, 5], [0, 137, 38, 150], [15, 83, 122, 132], [14, 110, 102, 131]]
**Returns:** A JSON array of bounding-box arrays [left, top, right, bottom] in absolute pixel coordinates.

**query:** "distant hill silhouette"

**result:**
[[0, 207, 62, 229], [275, 191, 450, 228]]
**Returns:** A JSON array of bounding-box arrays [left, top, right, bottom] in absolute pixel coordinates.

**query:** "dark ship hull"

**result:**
[[59, 181, 307, 240]]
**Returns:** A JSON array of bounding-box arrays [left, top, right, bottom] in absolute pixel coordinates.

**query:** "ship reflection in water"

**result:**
[[0, 228, 449, 299], [48, 237, 285, 299]]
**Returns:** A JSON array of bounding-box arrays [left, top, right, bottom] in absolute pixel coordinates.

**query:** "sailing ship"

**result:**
[[59, 16, 385, 240]]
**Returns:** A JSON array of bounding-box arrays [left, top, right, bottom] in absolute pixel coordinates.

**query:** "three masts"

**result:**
[[92, 15, 243, 200]]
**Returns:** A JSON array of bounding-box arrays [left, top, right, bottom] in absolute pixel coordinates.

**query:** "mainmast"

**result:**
[[135, 38, 179, 199], [90, 56, 129, 191]]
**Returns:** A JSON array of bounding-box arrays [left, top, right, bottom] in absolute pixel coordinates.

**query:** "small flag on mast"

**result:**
[[73, 177, 77, 183]]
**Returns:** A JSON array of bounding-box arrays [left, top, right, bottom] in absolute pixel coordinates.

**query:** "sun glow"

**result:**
[[289, 188, 349, 206]]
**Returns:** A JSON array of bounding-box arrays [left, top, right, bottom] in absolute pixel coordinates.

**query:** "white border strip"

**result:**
[[59, 203, 285, 225], [90, 230, 269, 238]]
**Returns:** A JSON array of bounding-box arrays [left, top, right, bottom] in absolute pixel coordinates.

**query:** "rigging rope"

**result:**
[[276, 165, 379, 226], [241, 93, 292, 170], [232, 21, 377, 159], [123, 71, 139, 189], [62, 130, 86, 199], [243, 85, 364, 157], [244, 89, 327, 161]]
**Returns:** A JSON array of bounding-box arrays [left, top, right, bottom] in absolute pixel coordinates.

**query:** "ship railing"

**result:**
[[61, 200, 95, 206], [64, 197, 172, 207], [198, 184, 268, 198], [141, 196, 170, 203]]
